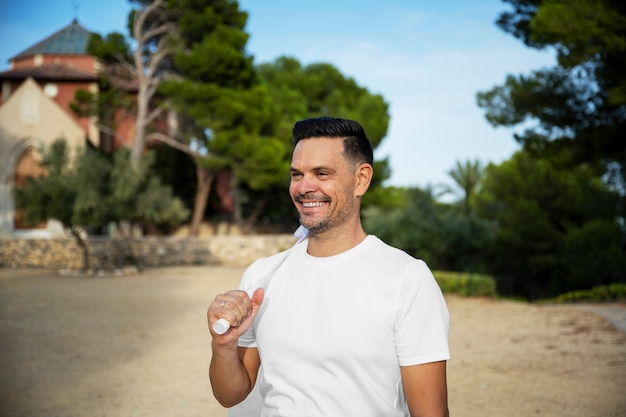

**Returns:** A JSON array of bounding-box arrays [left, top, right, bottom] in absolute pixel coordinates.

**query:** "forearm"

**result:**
[[410, 406, 449, 417], [209, 344, 253, 407]]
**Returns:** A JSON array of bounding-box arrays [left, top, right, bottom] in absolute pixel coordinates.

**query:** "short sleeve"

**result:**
[[394, 260, 450, 366]]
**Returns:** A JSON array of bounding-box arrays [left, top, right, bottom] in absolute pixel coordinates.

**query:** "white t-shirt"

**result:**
[[237, 235, 450, 417]]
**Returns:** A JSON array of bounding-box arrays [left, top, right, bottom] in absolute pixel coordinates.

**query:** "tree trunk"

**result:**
[[69, 227, 90, 271], [131, 87, 148, 168], [189, 165, 215, 237], [241, 189, 270, 234]]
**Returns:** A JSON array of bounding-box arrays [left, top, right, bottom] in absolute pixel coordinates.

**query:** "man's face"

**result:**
[[289, 137, 359, 234]]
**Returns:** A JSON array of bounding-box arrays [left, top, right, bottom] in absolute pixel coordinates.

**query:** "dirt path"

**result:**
[[0, 266, 624, 417]]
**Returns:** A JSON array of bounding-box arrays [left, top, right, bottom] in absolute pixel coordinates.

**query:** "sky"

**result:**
[[0, 0, 555, 191]]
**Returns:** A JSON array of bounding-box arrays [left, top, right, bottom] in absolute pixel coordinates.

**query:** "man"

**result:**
[[208, 117, 450, 416]]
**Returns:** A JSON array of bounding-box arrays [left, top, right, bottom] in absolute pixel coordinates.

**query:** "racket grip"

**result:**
[[213, 318, 231, 335]]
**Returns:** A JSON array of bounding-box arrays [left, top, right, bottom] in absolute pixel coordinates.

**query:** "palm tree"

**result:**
[[446, 159, 484, 214]]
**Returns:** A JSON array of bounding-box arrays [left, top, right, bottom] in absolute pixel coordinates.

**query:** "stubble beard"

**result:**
[[298, 195, 356, 236]]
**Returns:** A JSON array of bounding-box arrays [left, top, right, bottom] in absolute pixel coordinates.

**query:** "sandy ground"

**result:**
[[0, 266, 624, 417]]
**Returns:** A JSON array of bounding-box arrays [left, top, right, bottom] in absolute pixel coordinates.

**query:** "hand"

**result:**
[[207, 288, 264, 342]]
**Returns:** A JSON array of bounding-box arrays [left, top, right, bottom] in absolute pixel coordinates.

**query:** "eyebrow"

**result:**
[[290, 165, 336, 173]]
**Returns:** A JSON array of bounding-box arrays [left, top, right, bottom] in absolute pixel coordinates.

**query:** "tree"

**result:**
[[257, 56, 392, 207], [477, 0, 626, 184], [127, 0, 177, 167], [14, 139, 189, 270], [438, 160, 495, 272], [475, 151, 624, 299], [257, 57, 390, 150], [86, 0, 276, 236], [70, 71, 134, 152], [85, 3, 392, 235], [156, 0, 282, 235], [14, 140, 109, 270], [364, 185, 495, 273], [440, 159, 484, 214], [107, 148, 190, 234], [475, 0, 626, 298], [364, 188, 445, 266]]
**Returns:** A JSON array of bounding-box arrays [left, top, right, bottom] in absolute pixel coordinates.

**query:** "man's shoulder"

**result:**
[[367, 235, 421, 263]]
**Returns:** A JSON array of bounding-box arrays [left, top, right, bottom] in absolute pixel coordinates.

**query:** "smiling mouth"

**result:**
[[302, 201, 327, 208]]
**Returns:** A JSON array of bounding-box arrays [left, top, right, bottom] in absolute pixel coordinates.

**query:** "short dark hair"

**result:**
[[292, 117, 374, 166]]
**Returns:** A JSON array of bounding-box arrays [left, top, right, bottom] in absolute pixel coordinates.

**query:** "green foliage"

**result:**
[[530, 0, 626, 76], [433, 270, 497, 297], [475, 151, 625, 299], [108, 149, 190, 229], [136, 177, 189, 226], [362, 185, 407, 211], [15, 140, 109, 229], [85, 1, 392, 230], [554, 283, 626, 303], [152, 145, 197, 211], [86, 32, 133, 64], [554, 219, 626, 291], [70, 71, 133, 151], [170, 0, 255, 86], [154, 0, 297, 226], [257, 56, 390, 148], [257, 56, 392, 205], [437, 208, 496, 273], [439, 159, 485, 215], [363, 187, 496, 272], [14, 139, 189, 235], [364, 188, 444, 265], [482, 0, 626, 184], [476, 0, 626, 303]]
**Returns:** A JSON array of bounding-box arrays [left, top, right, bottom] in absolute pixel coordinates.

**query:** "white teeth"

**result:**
[[302, 202, 325, 208]]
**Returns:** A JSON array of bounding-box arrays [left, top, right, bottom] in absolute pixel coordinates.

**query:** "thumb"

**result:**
[[251, 287, 264, 309]]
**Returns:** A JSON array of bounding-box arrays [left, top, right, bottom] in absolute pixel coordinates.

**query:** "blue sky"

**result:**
[[0, 0, 555, 191]]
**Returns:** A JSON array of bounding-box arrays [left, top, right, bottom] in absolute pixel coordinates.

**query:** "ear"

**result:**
[[354, 163, 373, 197]]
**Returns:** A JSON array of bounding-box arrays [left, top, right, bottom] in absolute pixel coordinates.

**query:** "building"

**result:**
[[0, 20, 136, 237]]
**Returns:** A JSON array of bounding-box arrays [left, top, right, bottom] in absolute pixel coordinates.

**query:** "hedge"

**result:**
[[433, 271, 497, 297]]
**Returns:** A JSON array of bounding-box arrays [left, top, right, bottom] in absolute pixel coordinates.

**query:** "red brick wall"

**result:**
[[52, 81, 95, 134], [11, 55, 97, 73]]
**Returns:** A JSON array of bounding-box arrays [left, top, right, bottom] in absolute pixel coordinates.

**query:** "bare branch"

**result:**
[[133, 43, 145, 83], [140, 23, 173, 45], [146, 132, 199, 158], [146, 47, 171, 78], [133, 0, 165, 41], [144, 106, 164, 126], [111, 52, 135, 71], [145, 79, 159, 100], [96, 123, 131, 148]]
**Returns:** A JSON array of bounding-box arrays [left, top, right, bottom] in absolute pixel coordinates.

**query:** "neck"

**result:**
[[306, 222, 367, 257]]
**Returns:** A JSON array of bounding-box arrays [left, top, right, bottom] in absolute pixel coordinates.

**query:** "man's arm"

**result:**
[[401, 360, 449, 417], [208, 288, 264, 407], [209, 345, 260, 407]]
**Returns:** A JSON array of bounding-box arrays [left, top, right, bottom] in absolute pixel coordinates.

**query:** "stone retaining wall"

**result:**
[[0, 235, 297, 270]]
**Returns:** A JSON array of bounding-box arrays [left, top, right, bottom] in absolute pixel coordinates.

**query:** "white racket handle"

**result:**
[[213, 318, 231, 335]]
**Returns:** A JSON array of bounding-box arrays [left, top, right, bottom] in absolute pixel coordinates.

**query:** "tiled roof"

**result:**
[[0, 63, 98, 82], [11, 20, 92, 59]]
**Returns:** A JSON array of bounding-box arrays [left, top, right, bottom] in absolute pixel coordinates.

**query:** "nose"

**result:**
[[293, 173, 317, 195]]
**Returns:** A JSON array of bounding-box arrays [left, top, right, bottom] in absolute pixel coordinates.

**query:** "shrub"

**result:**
[[554, 283, 626, 303], [433, 270, 497, 297]]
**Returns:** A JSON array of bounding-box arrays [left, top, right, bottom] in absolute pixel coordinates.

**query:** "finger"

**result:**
[[216, 291, 251, 328], [224, 291, 252, 321], [251, 287, 264, 307]]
